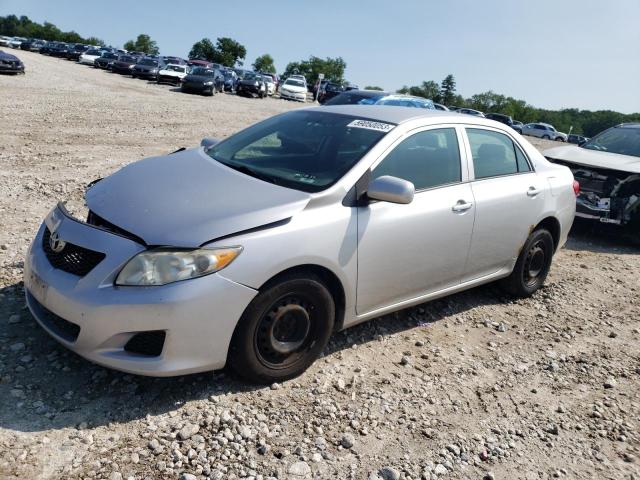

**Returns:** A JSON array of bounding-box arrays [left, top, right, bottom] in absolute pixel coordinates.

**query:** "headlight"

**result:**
[[116, 247, 242, 286], [204, 81, 214, 86], [129, 64, 135, 69], [151, 68, 158, 73]]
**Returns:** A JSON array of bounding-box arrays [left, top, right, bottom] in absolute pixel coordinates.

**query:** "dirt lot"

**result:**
[[0, 50, 638, 480]]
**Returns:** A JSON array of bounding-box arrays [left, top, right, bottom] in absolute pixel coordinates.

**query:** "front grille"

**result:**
[[27, 291, 80, 342], [42, 227, 106, 277], [124, 331, 166, 357]]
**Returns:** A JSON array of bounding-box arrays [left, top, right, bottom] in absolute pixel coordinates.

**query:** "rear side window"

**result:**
[[373, 128, 461, 190], [466, 128, 530, 179]]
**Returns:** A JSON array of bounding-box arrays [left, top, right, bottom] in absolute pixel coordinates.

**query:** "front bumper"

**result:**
[[280, 90, 306, 101], [24, 206, 257, 376], [575, 193, 622, 225], [158, 74, 182, 84], [182, 83, 213, 93], [237, 84, 262, 95], [133, 70, 157, 79], [0, 62, 24, 73]]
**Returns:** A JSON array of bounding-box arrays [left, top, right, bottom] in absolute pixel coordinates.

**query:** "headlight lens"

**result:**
[[116, 247, 242, 286], [204, 80, 214, 85]]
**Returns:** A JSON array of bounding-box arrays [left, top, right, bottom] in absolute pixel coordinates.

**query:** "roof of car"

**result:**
[[618, 123, 640, 129], [306, 105, 493, 125]]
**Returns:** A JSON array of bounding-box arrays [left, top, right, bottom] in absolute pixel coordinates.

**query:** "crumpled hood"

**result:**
[[86, 148, 311, 247], [543, 145, 640, 174]]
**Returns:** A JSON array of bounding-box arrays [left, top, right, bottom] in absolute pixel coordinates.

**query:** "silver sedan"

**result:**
[[24, 106, 577, 382]]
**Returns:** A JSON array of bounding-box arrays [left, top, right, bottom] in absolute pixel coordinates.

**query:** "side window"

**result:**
[[372, 128, 461, 190], [467, 128, 531, 179]]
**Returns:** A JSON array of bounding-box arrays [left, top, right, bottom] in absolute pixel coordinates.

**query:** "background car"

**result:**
[[236, 72, 268, 98], [511, 120, 524, 134], [181, 67, 222, 96], [544, 123, 639, 231], [0, 49, 25, 74], [132, 57, 165, 80], [323, 90, 435, 109], [485, 112, 514, 127], [567, 134, 589, 144], [94, 51, 119, 69], [157, 63, 189, 85], [279, 77, 307, 102], [433, 103, 449, 111], [457, 108, 485, 117], [222, 70, 238, 92], [262, 74, 276, 95], [78, 48, 103, 66], [66, 44, 89, 61], [522, 123, 567, 141], [111, 54, 139, 74], [317, 82, 344, 104]]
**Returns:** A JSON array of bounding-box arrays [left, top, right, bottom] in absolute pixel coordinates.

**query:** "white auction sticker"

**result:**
[[347, 119, 395, 132]]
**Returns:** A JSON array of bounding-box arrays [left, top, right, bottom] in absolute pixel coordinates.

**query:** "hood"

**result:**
[[85, 148, 311, 247], [282, 84, 306, 93], [543, 145, 640, 174], [0, 51, 20, 61], [135, 64, 158, 71], [240, 79, 260, 85]]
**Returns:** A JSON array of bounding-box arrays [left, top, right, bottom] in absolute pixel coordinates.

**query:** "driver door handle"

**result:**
[[452, 200, 473, 212], [527, 186, 542, 197]]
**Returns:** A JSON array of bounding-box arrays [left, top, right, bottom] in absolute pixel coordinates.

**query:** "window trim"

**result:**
[[461, 125, 535, 181], [366, 124, 469, 194]]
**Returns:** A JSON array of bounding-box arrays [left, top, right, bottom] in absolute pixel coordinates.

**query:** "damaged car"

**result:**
[[544, 123, 640, 231], [24, 106, 576, 382]]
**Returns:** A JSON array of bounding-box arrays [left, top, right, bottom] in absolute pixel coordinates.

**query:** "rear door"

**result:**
[[356, 126, 475, 314], [462, 127, 545, 280]]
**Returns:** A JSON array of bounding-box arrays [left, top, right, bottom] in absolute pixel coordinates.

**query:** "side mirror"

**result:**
[[366, 176, 415, 204], [578, 140, 586, 147], [201, 137, 220, 149]]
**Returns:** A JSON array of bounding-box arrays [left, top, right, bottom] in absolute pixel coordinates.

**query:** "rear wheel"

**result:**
[[501, 229, 554, 297], [228, 274, 335, 383]]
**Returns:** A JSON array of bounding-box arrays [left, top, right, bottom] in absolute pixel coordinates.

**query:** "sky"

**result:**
[[2, 0, 639, 113]]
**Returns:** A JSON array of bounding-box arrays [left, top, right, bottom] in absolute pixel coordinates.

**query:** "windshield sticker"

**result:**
[[347, 119, 395, 133]]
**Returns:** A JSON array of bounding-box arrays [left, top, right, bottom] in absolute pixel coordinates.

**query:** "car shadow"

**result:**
[[0, 277, 508, 433], [564, 219, 639, 254]]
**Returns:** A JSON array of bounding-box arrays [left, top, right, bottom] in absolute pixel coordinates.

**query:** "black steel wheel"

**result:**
[[229, 274, 335, 383], [501, 229, 554, 297]]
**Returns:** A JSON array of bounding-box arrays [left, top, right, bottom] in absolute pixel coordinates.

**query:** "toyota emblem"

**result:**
[[49, 231, 66, 253]]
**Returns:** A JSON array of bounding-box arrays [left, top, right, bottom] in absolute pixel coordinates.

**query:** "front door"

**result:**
[[356, 127, 475, 314]]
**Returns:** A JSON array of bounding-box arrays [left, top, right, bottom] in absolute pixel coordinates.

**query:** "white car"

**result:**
[[280, 78, 307, 102], [522, 123, 568, 142], [157, 64, 189, 85], [78, 49, 104, 66], [7, 37, 24, 48], [0, 36, 12, 47], [263, 75, 276, 95], [289, 74, 307, 85]]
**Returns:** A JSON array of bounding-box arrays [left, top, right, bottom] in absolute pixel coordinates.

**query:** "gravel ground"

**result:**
[[0, 50, 639, 480]]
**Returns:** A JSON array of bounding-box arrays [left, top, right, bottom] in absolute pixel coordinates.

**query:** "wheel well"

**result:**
[[535, 216, 561, 252], [260, 265, 346, 332]]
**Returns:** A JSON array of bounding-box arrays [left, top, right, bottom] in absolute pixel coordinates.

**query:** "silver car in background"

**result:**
[[24, 107, 577, 382], [522, 122, 568, 142]]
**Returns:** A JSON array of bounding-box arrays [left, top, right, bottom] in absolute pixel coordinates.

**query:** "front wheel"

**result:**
[[228, 274, 335, 383], [501, 229, 554, 297]]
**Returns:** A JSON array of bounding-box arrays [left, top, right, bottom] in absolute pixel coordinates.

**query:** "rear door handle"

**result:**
[[527, 186, 542, 197], [452, 200, 473, 212]]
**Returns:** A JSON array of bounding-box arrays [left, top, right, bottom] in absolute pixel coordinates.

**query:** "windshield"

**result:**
[[325, 92, 383, 105], [206, 111, 395, 192], [244, 73, 261, 81], [86, 49, 101, 55], [119, 55, 136, 63], [191, 67, 215, 76], [139, 58, 158, 66], [284, 79, 305, 88], [582, 126, 640, 158], [103, 53, 118, 59]]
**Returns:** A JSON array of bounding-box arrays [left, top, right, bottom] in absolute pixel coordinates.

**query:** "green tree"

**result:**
[[189, 38, 216, 60], [440, 74, 457, 106], [252, 54, 276, 73], [364, 85, 384, 91], [282, 56, 346, 85], [0, 14, 103, 44], [212, 37, 246, 66], [123, 34, 159, 54]]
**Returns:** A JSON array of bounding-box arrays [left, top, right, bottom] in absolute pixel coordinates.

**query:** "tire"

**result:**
[[557, 137, 565, 142], [228, 274, 335, 383], [501, 229, 554, 298]]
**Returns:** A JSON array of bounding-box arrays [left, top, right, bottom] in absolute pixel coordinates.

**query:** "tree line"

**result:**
[[3, 14, 637, 136]]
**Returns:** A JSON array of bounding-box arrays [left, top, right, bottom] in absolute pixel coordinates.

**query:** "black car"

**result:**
[[66, 44, 88, 61], [485, 113, 516, 129], [111, 54, 139, 74], [19, 39, 38, 51], [181, 67, 223, 96], [236, 72, 267, 98], [94, 52, 119, 69], [49, 43, 71, 58], [132, 57, 165, 80], [317, 82, 344, 104], [567, 134, 589, 145], [0, 50, 25, 74]]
